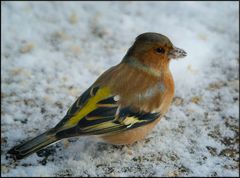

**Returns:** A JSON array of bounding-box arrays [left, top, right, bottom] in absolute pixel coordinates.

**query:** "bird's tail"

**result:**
[[8, 130, 58, 160]]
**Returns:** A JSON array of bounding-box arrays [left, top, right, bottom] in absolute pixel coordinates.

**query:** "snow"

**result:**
[[1, 1, 239, 177]]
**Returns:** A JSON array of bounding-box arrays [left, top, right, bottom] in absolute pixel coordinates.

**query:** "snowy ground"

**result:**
[[1, 1, 239, 177]]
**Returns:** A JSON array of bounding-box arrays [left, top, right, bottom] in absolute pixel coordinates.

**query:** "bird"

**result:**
[[8, 32, 187, 160]]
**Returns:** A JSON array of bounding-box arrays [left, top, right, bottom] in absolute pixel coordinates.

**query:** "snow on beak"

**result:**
[[168, 46, 187, 59]]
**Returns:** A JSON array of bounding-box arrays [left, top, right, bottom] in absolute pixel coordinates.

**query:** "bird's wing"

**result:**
[[54, 85, 160, 138]]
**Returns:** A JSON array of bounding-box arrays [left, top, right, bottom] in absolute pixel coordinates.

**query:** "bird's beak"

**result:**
[[168, 46, 187, 59]]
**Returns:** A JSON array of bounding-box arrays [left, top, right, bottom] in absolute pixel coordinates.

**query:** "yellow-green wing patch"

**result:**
[[54, 86, 113, 130]]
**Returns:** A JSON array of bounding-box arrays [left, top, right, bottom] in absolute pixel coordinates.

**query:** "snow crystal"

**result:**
[[1, 1, 239, 177]]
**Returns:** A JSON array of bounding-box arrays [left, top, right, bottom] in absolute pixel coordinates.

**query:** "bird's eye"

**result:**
[[156, 48, 165, 54]]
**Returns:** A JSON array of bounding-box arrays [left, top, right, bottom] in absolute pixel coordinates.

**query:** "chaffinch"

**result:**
[[8, 32, 187, 160]]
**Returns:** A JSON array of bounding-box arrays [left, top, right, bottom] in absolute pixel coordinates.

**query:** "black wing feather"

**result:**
[[54, 86, 100, 129]]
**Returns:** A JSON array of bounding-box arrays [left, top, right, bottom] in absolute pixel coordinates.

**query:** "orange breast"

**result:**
[[94, 63, 175, 145]]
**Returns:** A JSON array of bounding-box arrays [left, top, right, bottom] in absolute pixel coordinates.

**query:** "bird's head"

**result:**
[[123, 32, 187, 74]]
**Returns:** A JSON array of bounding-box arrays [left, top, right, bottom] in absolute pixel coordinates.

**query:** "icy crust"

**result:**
[[1, 1, 239, 177]]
